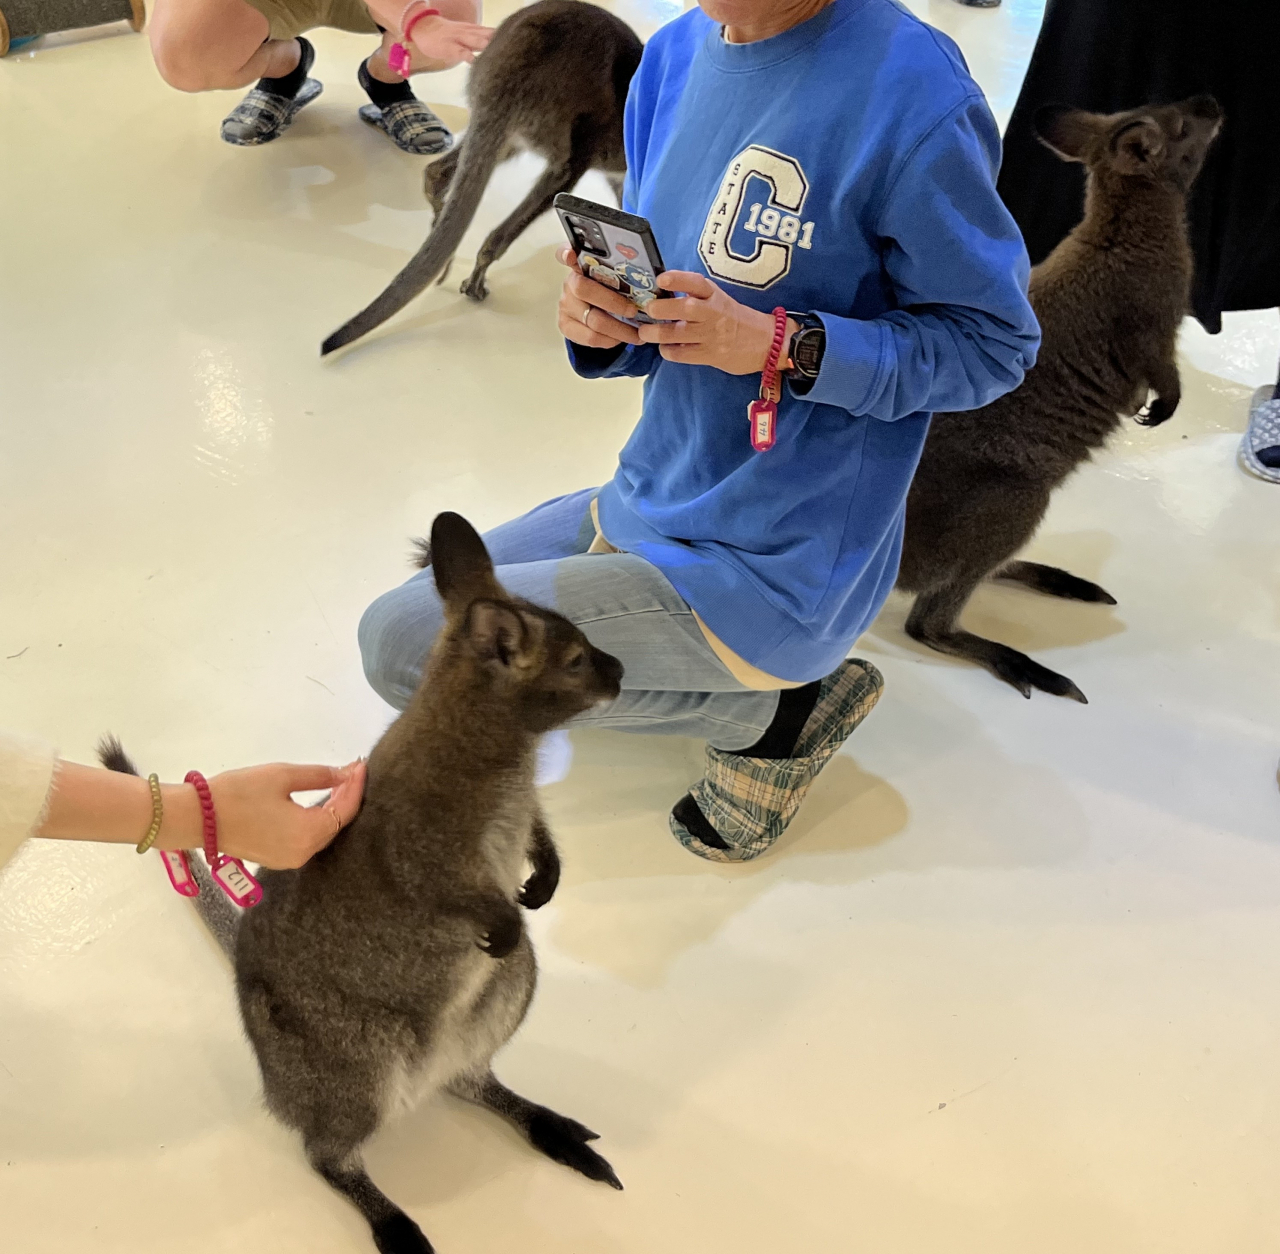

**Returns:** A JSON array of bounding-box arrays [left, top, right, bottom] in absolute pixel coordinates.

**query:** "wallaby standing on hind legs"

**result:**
[[323, 0, 642, 355], [99, 512, 626, 1254], [897, 96, 1223, 703]]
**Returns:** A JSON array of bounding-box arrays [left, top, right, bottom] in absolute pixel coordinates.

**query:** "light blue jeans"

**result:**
[[358, 489, 780, 751]]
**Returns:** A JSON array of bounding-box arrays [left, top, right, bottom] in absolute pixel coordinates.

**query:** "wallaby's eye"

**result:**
[[564, 651, 585, 672]]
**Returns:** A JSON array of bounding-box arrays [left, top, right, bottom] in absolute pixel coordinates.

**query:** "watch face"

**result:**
[[794, 327, 825, 375]]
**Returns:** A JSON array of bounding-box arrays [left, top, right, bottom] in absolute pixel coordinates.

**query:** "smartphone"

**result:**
[[554, 193, 666, 326]]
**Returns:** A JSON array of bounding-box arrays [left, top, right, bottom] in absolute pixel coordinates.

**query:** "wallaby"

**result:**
[[323, 0, 642, 355], [100, 512, 625, 1254], [897, 96, 1223, 703]]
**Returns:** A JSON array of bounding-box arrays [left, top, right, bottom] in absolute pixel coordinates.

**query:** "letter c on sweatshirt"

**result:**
[[698, 145, 810, 290]]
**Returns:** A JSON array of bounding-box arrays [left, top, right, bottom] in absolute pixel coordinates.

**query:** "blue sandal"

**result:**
[[1241, 386, 1280, 483]]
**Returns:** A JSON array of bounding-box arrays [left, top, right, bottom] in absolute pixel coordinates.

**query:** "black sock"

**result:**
[[257, 36, 313, 99], [672, 794, 731, 850], [359, 57, 416, 108], [739, 681, 821, 759], [1258, 446, 1280, 469]]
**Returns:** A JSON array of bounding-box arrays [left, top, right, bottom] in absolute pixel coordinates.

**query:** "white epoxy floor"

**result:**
[[2, 3, 1279, 1252]]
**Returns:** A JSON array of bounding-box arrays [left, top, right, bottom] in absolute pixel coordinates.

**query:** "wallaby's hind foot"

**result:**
[[312, 1154, 434, 1254], [995, 560, 1117, 605], [460, 270, 490, 302], [372, 1214, 435, 1254], [987, 645, 1088, 703], [450, 1072, 623, 1190], [906, 586, 1089, 703], [527, 1107, 623, 1189]]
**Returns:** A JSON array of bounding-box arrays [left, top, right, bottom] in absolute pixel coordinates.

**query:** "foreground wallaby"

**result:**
[[101, 513, 625, 1254], [897, 96, 1223, 702], [323, 0, 641, 355]]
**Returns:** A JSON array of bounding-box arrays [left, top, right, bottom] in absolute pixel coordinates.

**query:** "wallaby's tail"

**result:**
[[96, 735, 240, 960], [321, 109, 515, 356]]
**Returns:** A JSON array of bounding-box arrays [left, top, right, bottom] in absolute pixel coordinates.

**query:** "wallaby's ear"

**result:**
[[430, 512, 502, 608], [1110, 117, 1164, 174], [1034, 105, 1104, 162], [464, 600, 528, 669]]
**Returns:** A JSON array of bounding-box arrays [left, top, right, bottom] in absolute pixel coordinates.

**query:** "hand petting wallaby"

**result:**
[[100, 512, 626, 1254], [897, 96, 1223, 703], [322, 0, 642, 355]]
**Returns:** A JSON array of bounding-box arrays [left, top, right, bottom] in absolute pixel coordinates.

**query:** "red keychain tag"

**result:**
[[749, 398, 777, 452], [750, 307, 789, 453], [160, 850, 199, 897], [209, 855, 263, 909]]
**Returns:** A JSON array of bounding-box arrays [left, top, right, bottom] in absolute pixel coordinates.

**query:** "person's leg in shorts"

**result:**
[[149, 0, 452, 153]]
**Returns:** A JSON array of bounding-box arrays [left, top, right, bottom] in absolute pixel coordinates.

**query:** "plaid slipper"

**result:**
[[358, 100, 453, 155], [221, 78, 323, 147], [1240, 387, 1280, 483], [670, 659, 884, 863]]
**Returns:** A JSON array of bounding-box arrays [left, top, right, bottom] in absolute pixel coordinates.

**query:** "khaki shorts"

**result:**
[[244, 0, 379, 40]]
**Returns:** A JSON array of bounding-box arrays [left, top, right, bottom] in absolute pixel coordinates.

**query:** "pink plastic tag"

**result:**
[[160, 850, 199, 898], [209, 855, 263, 909], [748, 399, 777, 452], [388, 42, 412, 76]]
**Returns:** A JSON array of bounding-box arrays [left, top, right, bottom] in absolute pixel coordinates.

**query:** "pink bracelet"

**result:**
[[156, 774, 262, 909], [388, 4, 440, 77]]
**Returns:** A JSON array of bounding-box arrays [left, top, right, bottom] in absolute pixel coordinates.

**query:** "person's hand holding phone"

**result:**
[[557, 248, 643, 350], [636, 271, 799, 375]]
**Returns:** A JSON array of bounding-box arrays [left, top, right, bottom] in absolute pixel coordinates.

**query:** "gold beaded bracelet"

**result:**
[[135, 774, 164, 854]]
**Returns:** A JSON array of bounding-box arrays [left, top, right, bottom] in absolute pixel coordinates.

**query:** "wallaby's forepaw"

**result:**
[[991, 650, 1088, 704], [372, 1212, 434, 1254], [1137, 395, 1179, 427], [460, 271, 490, 302], [518, 856, 560, 911], [528, 1109, 623, 1190], [476, 898, 522, 959]]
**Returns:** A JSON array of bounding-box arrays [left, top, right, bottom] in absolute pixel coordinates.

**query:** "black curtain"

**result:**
[[998, 0, 1280, 334]]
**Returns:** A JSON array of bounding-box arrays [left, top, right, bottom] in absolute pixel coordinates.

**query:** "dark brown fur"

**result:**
[[101, 513, 625, 1254], [322, 0, 642, 355], [897, 96, 1223, 702]]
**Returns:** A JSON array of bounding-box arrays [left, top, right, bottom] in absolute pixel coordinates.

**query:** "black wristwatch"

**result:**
[[785, 312, 826, 391]]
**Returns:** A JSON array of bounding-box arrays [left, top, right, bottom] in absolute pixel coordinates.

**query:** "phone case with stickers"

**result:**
[[554, 193, 666, 327]]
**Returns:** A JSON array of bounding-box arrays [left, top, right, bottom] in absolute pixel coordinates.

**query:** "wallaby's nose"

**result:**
[[1187, 94, 1223, 123], [596, 649, 624, 694]]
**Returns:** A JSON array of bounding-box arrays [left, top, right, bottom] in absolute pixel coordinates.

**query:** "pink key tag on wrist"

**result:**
[[748, 398, 777, 452], [160, 850, 199, 898], [388, 42, 412, 76], [209, 855, 263, 909]]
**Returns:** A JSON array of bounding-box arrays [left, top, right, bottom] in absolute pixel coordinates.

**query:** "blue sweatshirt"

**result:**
[[571, 0, 1039, 683]]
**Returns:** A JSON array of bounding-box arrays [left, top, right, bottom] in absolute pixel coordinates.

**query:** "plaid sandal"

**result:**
[[1240, 386, 1280, 484], [670, 659, 885, 863], [358, 99, 453, 155], [221, 78, 323, 147]]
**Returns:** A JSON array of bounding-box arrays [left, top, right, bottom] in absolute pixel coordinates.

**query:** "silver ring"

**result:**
[[326, 806, 342, 838], [580, 306, 592, 327]]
